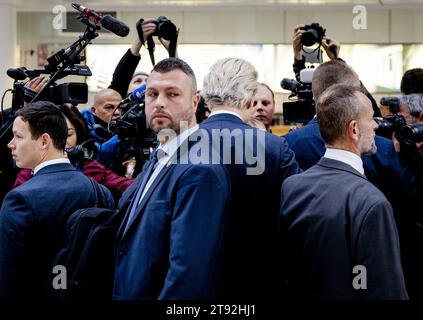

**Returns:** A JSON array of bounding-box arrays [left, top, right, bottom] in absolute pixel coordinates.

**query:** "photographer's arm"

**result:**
[[292, 25, 306, 81], [321, 36, 341, 60], [158, 27, 180, 59], [109, 19, 156, 98]]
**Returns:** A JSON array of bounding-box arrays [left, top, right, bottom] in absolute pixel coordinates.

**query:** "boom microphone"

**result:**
[[7, 67, 27, 81], [122, 84, 147, 103], [72, 3, 130, 37]]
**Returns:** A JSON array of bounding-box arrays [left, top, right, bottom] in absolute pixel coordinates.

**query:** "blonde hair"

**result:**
[[201, 57, 258, 110]]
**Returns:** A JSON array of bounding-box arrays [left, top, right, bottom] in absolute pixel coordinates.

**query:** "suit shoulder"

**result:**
[[177, 163, 229, 187]]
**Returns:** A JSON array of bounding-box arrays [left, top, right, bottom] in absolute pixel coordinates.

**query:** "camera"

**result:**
[[137, 16, 178, 66], [380, 96, 400, 114], [401, 122, 423, 145], [301, 22, 326, 47], [375, 96, 406, 139], [281, 68, 315, 124], [153, 16, 178, 41], [374, 114, 407, 140], [66, 139, 99, 166], [114, 101, 157, 149]]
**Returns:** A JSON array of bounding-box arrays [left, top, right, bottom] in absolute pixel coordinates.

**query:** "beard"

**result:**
[[149, 108, 194, 135], [358, 132, 377, 155]]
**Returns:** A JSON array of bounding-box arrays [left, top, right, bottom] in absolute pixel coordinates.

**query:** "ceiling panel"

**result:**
[[3, 0, 423, 12]]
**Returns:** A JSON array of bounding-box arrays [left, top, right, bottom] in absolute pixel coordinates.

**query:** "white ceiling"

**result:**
[[3, 0, 423, 11]]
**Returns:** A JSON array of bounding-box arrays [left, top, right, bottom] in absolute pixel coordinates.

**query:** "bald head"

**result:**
[[312, 60, 360, 101], [92, 88, 122, 125]]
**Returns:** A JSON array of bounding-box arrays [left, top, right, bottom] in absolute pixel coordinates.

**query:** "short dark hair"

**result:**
[[312, 60, 360, 101], [58, 104, 89, 145], [400, 68, 423, 95], [16, 101, 68, 151], [317, 84, 364, 145], [151, 58, 197, 92]]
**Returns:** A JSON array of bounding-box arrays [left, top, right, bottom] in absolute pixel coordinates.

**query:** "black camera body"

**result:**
[[380, 96, 400, 114], [281, 68, 315, 125], [281, 78, 313, 101], [39, 82, 88, 105], [402, 122, 423, 145], [301, 22, 326, 47], [153, 16, 178, 40], [65, 139, 99, 167], [375, 114, 407, 140], [115, 102, 157, 149]]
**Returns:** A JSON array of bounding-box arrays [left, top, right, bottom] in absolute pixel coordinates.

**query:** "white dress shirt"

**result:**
[[208, 110, 244, 121], [138, 124, 199, 204], [33, 158, 71, 175], [323, 148, 364, 176]]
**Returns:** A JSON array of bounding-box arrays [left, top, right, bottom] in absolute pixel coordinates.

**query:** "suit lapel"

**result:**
[[120, 159, 176, 241]]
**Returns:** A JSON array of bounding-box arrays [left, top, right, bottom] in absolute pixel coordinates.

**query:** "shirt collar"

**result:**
[[33, 158, 71, 175], [324, 148, 364, 175], [159, 124, 199, 162], [209, 110, 244, 121]]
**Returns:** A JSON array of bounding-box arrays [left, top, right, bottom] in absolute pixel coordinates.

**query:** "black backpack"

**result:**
[[46, 179, 124, 301]]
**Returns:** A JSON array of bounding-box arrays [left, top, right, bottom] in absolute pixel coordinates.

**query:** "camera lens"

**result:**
[[301, 29, 319, 47], [401, 122, 423, 145]]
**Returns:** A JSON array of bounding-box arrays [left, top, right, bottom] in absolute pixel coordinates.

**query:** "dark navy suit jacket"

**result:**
[[0, 163, 115, 299], [280, 157, 408, 299], [284, 118, 415, 292], [199, 113, 301, 299], [284, 118, 409, 227], [112, 144, 231, 300]]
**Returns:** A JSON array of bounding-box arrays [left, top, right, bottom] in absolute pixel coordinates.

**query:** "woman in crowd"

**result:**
[[13, 104, 133, 198]]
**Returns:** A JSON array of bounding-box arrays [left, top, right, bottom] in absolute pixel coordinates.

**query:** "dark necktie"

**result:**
[[123, 149, 160, 234]]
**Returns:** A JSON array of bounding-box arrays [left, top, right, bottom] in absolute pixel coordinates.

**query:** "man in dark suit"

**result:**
[[284, 60, 414, 295], [280, 84, 408, 299], [112, 58, 230, 300], [199, 57, 300, 299], [0, 101, 114, 300]]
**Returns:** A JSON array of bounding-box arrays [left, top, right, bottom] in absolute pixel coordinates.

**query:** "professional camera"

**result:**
[[301, 22, 326, 47], [66, 139, 99, 167], [375, 115, 407, 139], [401, 122, 423, 145], [380, 96, 400, 113], [114, 102, 156, 147], [281, 68, 315, 124], [152, 16, 178, 41], [137, 16, 178, 66], [375, 96, 406, 139]]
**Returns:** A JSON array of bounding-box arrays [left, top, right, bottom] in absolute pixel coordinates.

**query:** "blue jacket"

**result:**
[[80, 108, 113, 148], [0, 163, 115, 299], [199, 113, 301, 299], [113, 143, 231, 299]]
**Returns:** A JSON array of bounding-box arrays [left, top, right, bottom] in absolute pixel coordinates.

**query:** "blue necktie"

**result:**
[[123, 150, 160, 234]]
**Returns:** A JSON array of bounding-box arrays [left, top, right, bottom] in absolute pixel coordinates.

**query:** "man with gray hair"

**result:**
[[399, 93, 423, 125], [280, 84, 408, 300], [200, 57, 300, 299]]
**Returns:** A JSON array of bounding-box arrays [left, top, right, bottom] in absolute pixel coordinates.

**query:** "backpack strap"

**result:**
[[88, 178, 104, 208]]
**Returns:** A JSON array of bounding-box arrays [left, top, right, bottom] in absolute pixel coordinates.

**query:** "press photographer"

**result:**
[[0, 2, 129, 203], [377, 94, 423, 219], [290, 23, 381, 118], [99, 84, 158, 178]]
